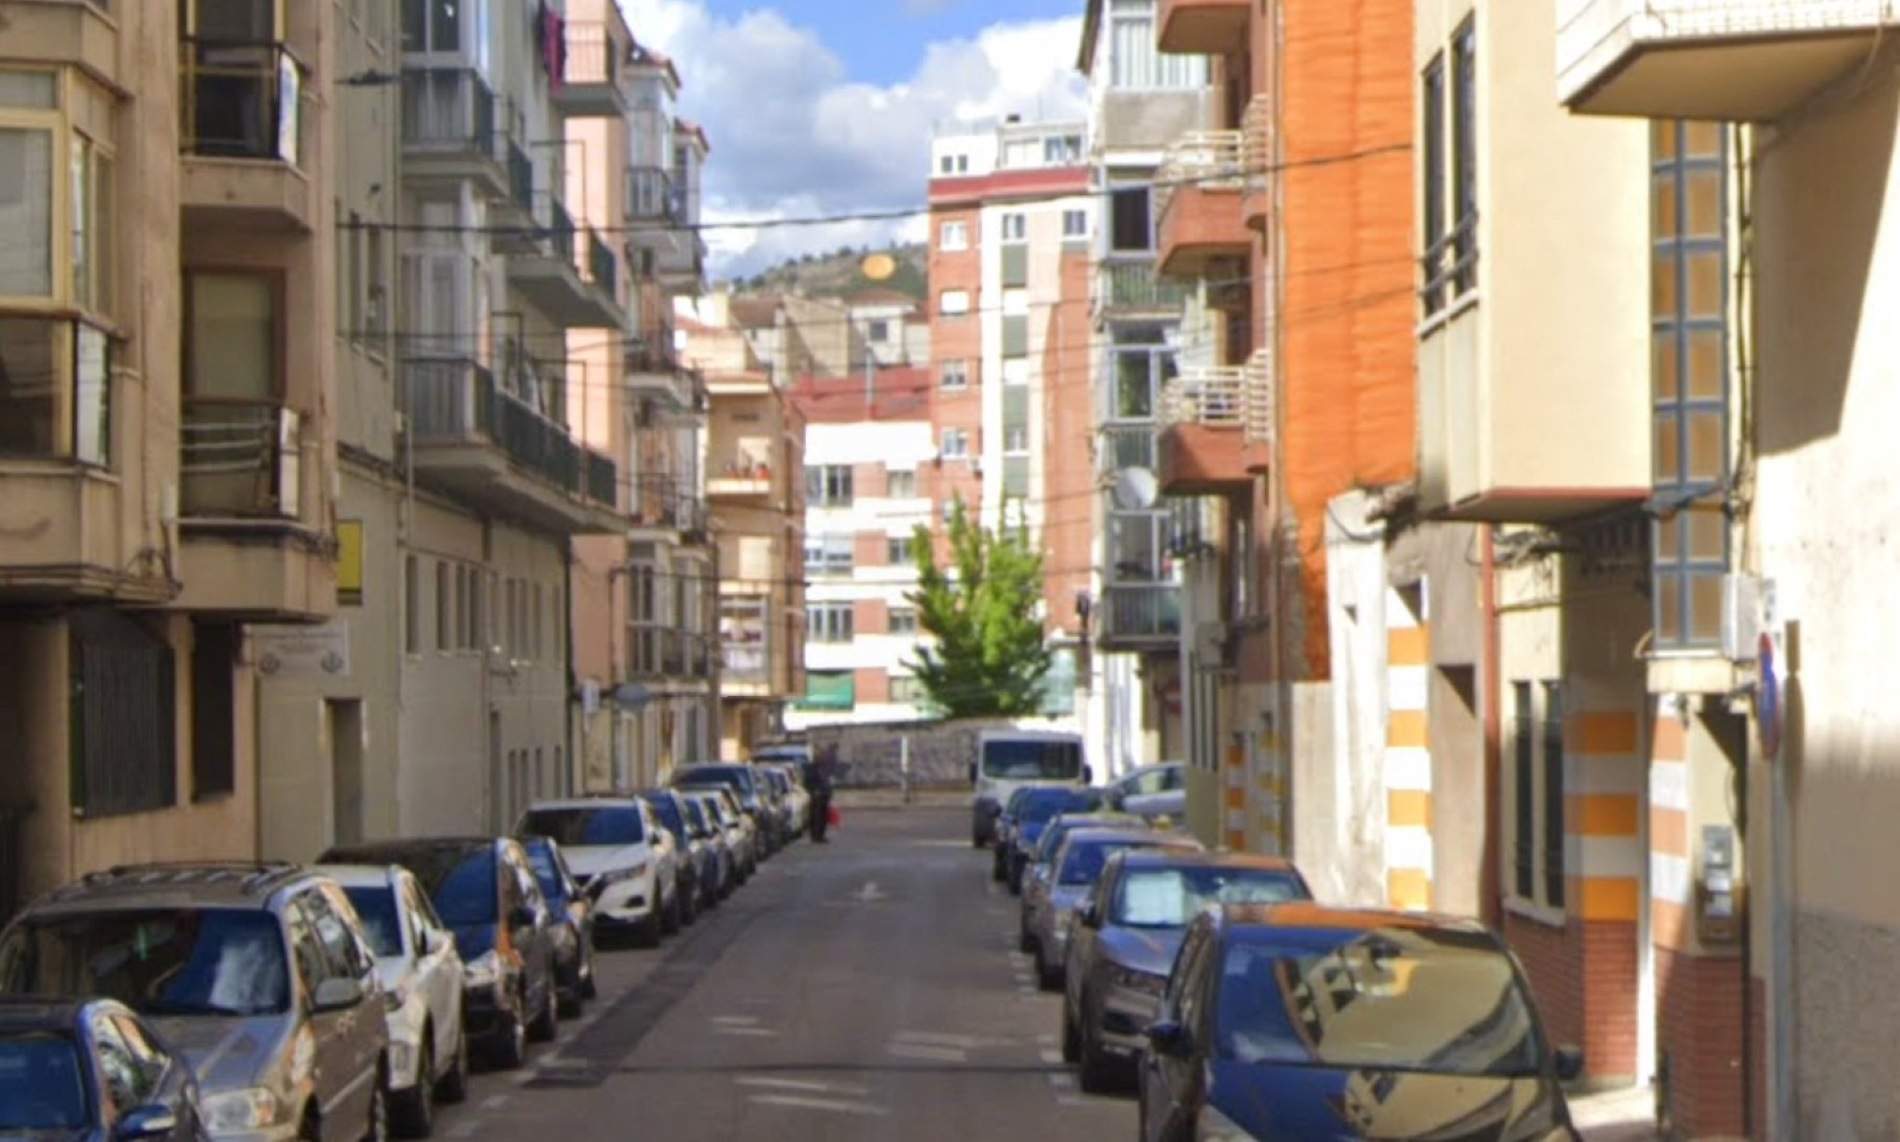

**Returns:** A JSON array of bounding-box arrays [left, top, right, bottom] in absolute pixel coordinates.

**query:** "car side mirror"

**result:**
[[311, 976, 365, 1013], [425, 928, 449, 956], [510, 904, 537, 929], [1554, 1045, 1585, 1081], [116, 1105, 180, 1139], [1145, 1018, 1192, 1059], [1079, 902, 1102, 929]]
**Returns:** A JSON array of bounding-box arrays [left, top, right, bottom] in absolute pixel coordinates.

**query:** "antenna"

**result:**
[[1112, 467, 1158, 511]]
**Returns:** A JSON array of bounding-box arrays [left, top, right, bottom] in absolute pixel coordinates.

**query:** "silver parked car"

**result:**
[[0, 862, 392, 1141], [1026, 828, 1202, 990], [1105, 761, 1186, 823]]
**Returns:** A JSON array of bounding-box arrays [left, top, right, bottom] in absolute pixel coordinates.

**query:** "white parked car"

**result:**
[[518, 798, 681, 945], [321, 862, 469, 1136], [759, 762, 811, 837], [1108, 761, 1186, 823]]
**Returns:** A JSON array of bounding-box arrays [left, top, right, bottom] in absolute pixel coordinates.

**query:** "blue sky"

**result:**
[[617, 0, 1090, 277]]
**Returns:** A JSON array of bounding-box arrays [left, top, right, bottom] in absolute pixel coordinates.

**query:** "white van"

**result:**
[[969, 729, 1090, 847]]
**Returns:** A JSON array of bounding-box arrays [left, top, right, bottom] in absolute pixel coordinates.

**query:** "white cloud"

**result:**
[[615, 1, 1087, 279]]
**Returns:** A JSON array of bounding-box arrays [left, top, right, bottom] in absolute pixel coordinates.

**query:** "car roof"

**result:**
[[1215, 901, 1492, 936], [323, 837, 502, 865], [527, 798, 644, 811], [311, 863, 406, 890], [1050, 811, 1143, 828], [0, 997, 86, 1031], [1110, 849, 1298, 873], [1060, 826, 1173, 847], [28, 862, 315, 914]]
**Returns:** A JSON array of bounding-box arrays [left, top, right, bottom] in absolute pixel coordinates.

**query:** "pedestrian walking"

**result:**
[[809, 744, 838, 843]]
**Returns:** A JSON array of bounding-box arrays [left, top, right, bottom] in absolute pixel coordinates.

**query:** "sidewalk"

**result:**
[[834, 788, 969, 810], [1573, 1084, 1658, 1141]]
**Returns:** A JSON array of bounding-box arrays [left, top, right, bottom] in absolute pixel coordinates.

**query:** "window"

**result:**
[[467, 567, 483, 651], [797, 670, 855, 711], [940, 427, 970, 459], [69, 610, 176, 819], [803, 535, 853, 575], [888, 607, 919, 635], [435, 561, 451, 651], [940, 220, 968, 251], [808, 603, 854, 643], [939, 289, 970, 316], [1542, 681, 1566, 909], [0, 317, 112, 465], [402, 0, 462, 53], [404, 555, 420, 653], [532, 583, 544, 660], [185, 272, 279, 402], [1110, 187, 1151, 253], [0, 120, 54, 298], [1108, 2, 1207, 90], [867, 319, 890, 342], [1420, 53, 1446, 317], [69, 132, 111, 315], [191, 622, 237, 801], [1112, 342, 1176, 421], [1450, 17, 1478, 295], [941, 359, 970, 390], [805, 463, 853, 507], [364, 222, 385, 339], [1001, 213, 1026, 243], [942, 499, 960, 525], [886, 536, 911, 565], [886, 470, 916, 498], [1004, 424, 1028, 454], [1511, 682, 1532, 900], [1062, 209, 1088, 239], [1651, 121, 1731, 650], [890, 676, 927, 704]]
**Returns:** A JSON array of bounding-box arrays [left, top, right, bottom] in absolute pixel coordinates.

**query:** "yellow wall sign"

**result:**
[[337, 520, 364, 605]]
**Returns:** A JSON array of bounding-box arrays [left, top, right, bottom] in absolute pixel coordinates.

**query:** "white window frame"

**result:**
[[1001, 212, 1027, 243], [940, 359, 969, 390], [940, 220, 968, 252], [808, 602, 854, 644], [940, 427, 969, 459], [886, 469, 917, 498], [939, 289, 970, 317], [1062, 208, 1087, 239]]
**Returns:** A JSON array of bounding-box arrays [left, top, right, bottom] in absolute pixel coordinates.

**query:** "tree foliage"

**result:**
[[904, 500, 1052, 718]]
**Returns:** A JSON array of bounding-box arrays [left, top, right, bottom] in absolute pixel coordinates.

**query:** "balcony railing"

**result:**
[[179, 38, 307, 163], [562, 21, 618, 87], [180, 397, 301, 519], [403, 358, 617, 503], [1155, 130, 1246, 218], [1420, 213, 1478, 318], [506, 140, 534, 209], [1097, 259, 1191, 315], [585, 448, 617, 508], [1241, 94, 1273, 190], [1162, 365, 1248, 428], [629, 627, 718, 680], [1242, 348, 1275, 446], [585, 226, 616, 293], [626, 166, 686, 222], [1101, 583, 1182, 642], [401, 67, 496, 154], [630, 472, 709, 534], [1098, 424, 1157, 475]]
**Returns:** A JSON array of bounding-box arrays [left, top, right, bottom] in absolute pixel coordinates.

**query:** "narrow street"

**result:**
[[435, 806, 1127, 1141]]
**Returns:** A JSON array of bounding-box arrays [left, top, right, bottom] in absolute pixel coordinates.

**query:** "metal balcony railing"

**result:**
[[1241, 95, 1273, 191], [585, 226, 616, 293], [1102, 584, 1182, 641], [1420, 212, 1479, 317], [506, 140, 534, 209], [180, 397, 302, 519], [1098, 424, 1157, 475], [402, 358, 619, 503], [401, 67, 497, 154], [179, 38, 307, 163], [585, 449, 617, 508], [1155, 129, 1246, 217], [1162, 365, 1248, 428], [625, 166, 686, 222], [1096, 259, 1191, 314], [562, 21, 618, 87], [1243, 349, 1275, 445]]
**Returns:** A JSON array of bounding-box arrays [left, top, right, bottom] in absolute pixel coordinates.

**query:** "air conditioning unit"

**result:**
[[1721, 572, 1762, 662]]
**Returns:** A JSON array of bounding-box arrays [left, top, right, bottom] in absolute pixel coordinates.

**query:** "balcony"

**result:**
[[1558, 0, 1892, 119], [629, 473, 710, 540], [507, 198, 625, 329], [555, 21, 627, 117], [626, 166, 687, 224], [1241, 95, 1273, 227], [629, 626, 716, 684], [1157, 361, 1270, 494], [178, 39, 314, 232], [707, 455, 775, 500], [1158, 0, 1250, 55], [401, 67, 510, 201], [1095, 258, 1191, 322], [626, 341, 701, 410], [1098, 424, 1158, 476], [1155, 131, 1250, 279], [173, 397, 334, 621], [721, 596, 773, 696], [1099, 584, 1183, 651], [401, 358, 623, 534]]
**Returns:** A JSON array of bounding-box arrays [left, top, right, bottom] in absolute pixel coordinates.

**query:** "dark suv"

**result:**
[[323, 838, 561, 1070], [0, 862, 390, 1140]]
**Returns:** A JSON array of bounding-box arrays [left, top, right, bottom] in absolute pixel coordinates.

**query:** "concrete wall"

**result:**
[[1320, 492, 1393, 907]]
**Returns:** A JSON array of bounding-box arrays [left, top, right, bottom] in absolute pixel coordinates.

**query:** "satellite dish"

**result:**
[[1112, 467, 1158, 511], [861, 252, 897, 281]]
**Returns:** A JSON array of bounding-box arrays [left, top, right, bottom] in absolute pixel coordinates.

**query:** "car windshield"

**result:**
[[422, 849, 498, 928], [679, 767, 758, 799], [0, 909, 289, 1016], [1112, 868, 1308, 928], [1019, 788, 1101, 825], [0, 1031, 86, 1130], [1059, 839, 1164, 886], [342, 886, 404, 957], [645, 796, 686, 839], [1215, 926, 1544, 1077], [520, 807, 645, 847], [523, 843, 568, 904], [981, 738, 1083, 780], [681, 800, 710, 834]]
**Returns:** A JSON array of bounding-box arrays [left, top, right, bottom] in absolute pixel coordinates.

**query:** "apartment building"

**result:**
[[1075, 0, 1212, 776], [0, 0, 341, 916]]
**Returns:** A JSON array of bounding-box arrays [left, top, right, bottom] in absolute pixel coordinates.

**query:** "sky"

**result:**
[[614, 0, 1092, 279]]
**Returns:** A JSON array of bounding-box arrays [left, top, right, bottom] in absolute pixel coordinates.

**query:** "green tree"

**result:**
[[904, 500, 1052, 718]]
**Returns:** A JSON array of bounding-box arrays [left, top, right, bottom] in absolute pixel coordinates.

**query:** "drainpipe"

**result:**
[[1481, 525, 1501, 930]]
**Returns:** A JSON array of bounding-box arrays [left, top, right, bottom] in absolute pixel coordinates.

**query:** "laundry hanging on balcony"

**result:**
[[534, 1, 567, 89]]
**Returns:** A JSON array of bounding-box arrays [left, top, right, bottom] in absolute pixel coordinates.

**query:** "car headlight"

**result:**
[[464, 949, 501, 991], [204, 1087, 284, 1133], [1196, 1102, 1256, 1142], [1106, 963, 1167, 998]]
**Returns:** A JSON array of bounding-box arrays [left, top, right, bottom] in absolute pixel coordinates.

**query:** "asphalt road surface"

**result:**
[[432, 805, 1130, 1140]]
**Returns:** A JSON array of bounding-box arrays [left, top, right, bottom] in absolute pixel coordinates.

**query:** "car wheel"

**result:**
[[1035, 945, 1062, 991], [391, 1040, 433, 1138], [361, 1069, 389, 1141], [434, 1028, 469, 1104], [680, 884, 699, 927], [490, 997, 528, 1070], [1018, 916, 1034, 955], [991, 851, 1006, 882], [662, 889, 682, 936], [1078, 1021, 1119, 1095], [1008, 863, 1023, 895], [636, 906, 664, 948], [557, 969, 583, 1019], [298, 1108, 321, 1142], [580, 947, 599, 1000], [1061, 1005, 1081, 1064], [528, 973, 560, 1043]]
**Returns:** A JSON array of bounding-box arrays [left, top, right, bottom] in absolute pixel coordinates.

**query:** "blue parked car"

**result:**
[[1002, 785, 1105, 893], [0, 996, 208, 1139]]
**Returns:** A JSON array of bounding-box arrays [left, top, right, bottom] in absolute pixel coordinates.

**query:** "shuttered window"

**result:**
[[71, 610, 176, 818]]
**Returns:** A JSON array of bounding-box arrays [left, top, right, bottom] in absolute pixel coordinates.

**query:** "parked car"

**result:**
[[0, 862, 392, 1140], [970, 729, 1090, 848], [1062, 850, 1310, 1093], [0, 996, 209, 1140], [699, 788, 758, 881], [642, 790, 715, 919], [751, 743, 812, 792], [1138, 904, 1584, 1142], [989, 787, 1038, 882], [517, 798, 680, 946], [1104, 761, 1186, 823], [1018, 811, 1147, 953], [517, 837, 598, 1014], [680, 793, 736, 902], [1004, 786, 1105, 893], [672, 764, 773, 851], [320, 863, 470, 1135], [323, 838, 561, 1070], [757, 762, 811, 837], [756, 766, 801, 844], [1026, 827, 1202, 990]]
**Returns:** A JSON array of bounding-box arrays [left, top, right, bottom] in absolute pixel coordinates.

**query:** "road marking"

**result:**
[[854, 880, 886, 903], [1048, 1072, 1077, 1090], [886, 1042, 967, 1063], [448, 1121, 480, 1138], [736, 1077, 872, 1097], [747, 1094, 890, 1117], [895, 1031, 982, 1049], [479, 1094, 510, 1111], [1041, 1049, 1064, 1064], [716, 1026, 780, 1037], [1057, 1095, 1089, 1106], [712, 1015, 761, 1026]]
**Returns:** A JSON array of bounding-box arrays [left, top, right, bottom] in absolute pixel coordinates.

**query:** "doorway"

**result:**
[[327, 699, 364, 847]]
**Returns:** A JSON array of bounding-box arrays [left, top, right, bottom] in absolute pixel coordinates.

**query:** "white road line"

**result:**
[[1057, 1095, 1089, 1106], [448, 1121, 480, 1138], [479, 1094, 510, 1111], [1048, 1072, 1077, 1090], [716, 1026, 781, 1037], [736, 1077, 872, 1097], [886, 1042, 968, 1063], [712, 1015, 761, 1026], [747, 1094, 890, 1117], [1040, 1049, 1064, 1064], [895, 1031, 982, 1049]]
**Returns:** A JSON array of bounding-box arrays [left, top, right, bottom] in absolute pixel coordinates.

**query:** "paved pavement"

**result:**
[[430, 805, 1129, 1140]]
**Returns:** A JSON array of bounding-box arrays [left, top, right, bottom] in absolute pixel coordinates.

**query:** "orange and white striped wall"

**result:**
[[1384, 591, 1432, 911], [1566, 708, 1644, 926]]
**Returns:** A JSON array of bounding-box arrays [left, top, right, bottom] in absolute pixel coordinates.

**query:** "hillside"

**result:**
[[724, 242, 928, 303]]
